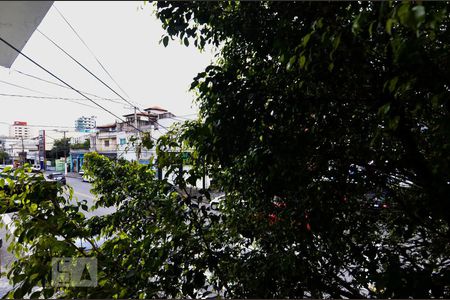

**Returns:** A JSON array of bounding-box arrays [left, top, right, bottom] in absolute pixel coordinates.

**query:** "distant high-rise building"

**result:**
[[75, 116, 96, 132], [9, 121, 32, 139]]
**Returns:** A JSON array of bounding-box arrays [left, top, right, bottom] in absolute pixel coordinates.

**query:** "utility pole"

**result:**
[[20, 136, 25, 166], [63, 130, 67, 175], [134, 106, 141, 161], [134, 106, 138, 132]]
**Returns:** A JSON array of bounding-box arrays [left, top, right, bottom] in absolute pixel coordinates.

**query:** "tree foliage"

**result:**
[[1, 2, 450, 299], [0, 150, 9, 163], [153, 1, 450, 298], [46, 138, 70, 160], [70, 139, 90, 150]]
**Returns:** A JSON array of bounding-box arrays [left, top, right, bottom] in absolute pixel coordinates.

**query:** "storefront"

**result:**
[[69, 150, 88, 173]]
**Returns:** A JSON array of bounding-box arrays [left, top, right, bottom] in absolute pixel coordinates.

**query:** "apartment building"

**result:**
[[9, 121, 33, 139], [75, 116, 96, 132]]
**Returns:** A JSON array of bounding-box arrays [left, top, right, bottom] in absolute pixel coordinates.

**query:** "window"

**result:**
[[104, 140, 110, 147], [120, 138, 126, 145]]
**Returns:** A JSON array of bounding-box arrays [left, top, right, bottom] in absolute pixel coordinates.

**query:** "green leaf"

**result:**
[[30, 203, 38, 213], [184, 37, 189, 47], [386, 18, 396, 35], [379, 103, 391, 115], [352, 14, 361, 34], [389, 76, 399, 92], [412, 5, 425, 23], [388, 116, 401, 130], [302, 32, 312, 47], [332, 33, 341, 50], [287, 55, 296, 71], [397, 4, 412, 26], [328, 62, 334, 72], [163, 36, 169, 47], [299, 55, 306, 69]]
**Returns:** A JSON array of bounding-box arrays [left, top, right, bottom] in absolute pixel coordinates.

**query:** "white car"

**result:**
[[31, 165, 41, 172], [79, 170, 93, 182], [209, 195, 225, 211]]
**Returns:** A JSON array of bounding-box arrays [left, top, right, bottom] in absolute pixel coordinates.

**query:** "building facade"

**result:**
[[9, 121, 33, 139], [75, 116, 96, 132], [0, 136, 39, 166], [90, 123, 117, 159], [68, 105, 210, 188]]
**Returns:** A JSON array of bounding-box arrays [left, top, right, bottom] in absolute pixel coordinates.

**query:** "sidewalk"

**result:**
[[44, 170, 81, 179], [65, 172, 81, 179]]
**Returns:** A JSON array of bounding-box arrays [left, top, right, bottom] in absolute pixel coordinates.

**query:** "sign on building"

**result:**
[[39, 130, 46, 169]]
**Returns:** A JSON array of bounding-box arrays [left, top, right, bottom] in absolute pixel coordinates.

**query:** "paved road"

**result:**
[[65, 176, 116, 218], [0, 175, 115, 296]]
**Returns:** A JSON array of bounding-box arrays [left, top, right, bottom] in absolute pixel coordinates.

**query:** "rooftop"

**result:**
[[144, 105, 168, 112], [96, 123, 116, 128], [123, 112, 150, 118]]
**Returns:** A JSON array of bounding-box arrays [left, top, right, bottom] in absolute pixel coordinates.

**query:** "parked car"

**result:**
[[209, 195, 225, 211], [82, 175, 94, 183], [31, 165, 42, 173], [79, 169, 93, 182], [46, 172, 66, 185]]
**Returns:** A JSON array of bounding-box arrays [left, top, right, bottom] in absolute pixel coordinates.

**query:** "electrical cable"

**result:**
[[36, 29, 146, 114], [0, 79, 48, 95], [0, 121, 75, 129], [0, 80, 100, 109], [12, 69, 123, 104], [0, 93, 102, 109], [52, 4, 132, 100], [0, 35, 149, 138]]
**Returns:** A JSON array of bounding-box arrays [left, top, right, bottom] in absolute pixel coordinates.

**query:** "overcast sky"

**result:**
[[0, 1, 215, 136]]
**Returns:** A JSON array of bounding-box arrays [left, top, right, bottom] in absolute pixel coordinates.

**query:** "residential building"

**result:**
[[0, 136, 39, 166], [90, 123, 117, 159], [117, 112, 153, 162], [75, 116, 96, 132], [144, 105, 175, 130], [68, 106, 210, 188], [9, 121, 33, 139]]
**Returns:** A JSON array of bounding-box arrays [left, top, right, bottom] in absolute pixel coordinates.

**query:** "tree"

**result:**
[[71, 139, 90, 150], [0, 150, 9, 164], [46, 138, 70, 161], [2, 2, 450, 299], [153, 1, 450, 298]]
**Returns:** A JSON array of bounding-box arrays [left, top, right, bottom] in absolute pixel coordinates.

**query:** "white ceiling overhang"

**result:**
[[0, 1, 53, 68]]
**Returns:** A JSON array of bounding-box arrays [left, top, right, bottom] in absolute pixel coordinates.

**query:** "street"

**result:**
[[64, 176, 116, 218]]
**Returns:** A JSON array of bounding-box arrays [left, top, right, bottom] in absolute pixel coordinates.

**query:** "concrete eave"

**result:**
[[0, 1, 53, 68]]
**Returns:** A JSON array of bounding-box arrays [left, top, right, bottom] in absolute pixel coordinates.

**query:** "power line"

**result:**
[[0, 93, 103, 109], [0, 80, 100, 109], [0, 35, 145, 137], [52, 4, 132, 100], [0, 121, 76, 130], [12, 69, 124, 104], [44, 134, 56, 140], [169, 116, 194, 122], [36, 29, 145, 114], [176, 113, 198, 118], [0, 79, 48, 95]]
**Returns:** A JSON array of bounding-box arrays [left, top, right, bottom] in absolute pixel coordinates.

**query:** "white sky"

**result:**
[[0, 1, 215, 136]]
